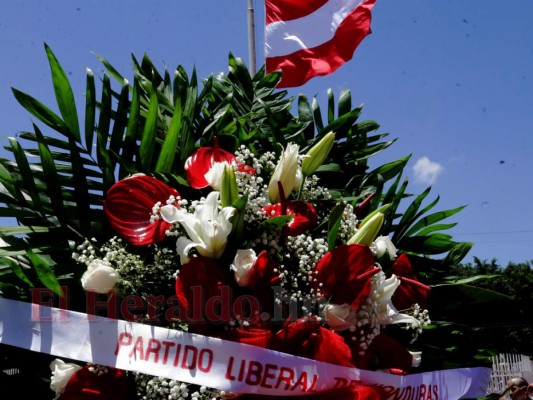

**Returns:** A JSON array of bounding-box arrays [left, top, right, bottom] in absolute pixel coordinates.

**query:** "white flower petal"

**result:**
[[81, 259, 120, 294], [200, 191, 220, 222], [160, 204, 181, 223], [176, 237, 197, 264], [49, 359, 82, 398], [230, 249, 257, 287]]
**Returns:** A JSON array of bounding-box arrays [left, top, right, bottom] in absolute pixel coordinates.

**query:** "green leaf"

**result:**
[[27, 249, 62, 295], [259, 215, 294, 232], [405, 206, 466, 237], [338, 89, 351, 117], [444, 242, 473, 265], [34, 124, 65, 221], [156, 96, 182, 173], [393, 186, 431, 242], [84, 68, 96, 150], [93, 52, 126, 84], [67, 128, 92, 235], [297, 95, 314, 141], [327, 202, 346, 251], [327, 88, 335, 124], [399, 233, 458, 255], [312, 97, 324, 131], [3, 257, 34, 287], [0, 226, 50, 235], [178, 86, 198, 164], [316, 163, 342, 173], [444, 275, 498, 285], [97, 74, 113, 146], [415, 223, 457, 236], [121, 81, 141, 178], [109, 84, 131, 166], [368, 155, 410, 183], [139, 88, 159, 170], [45, 43, 80, 141], [8, 138, 41, 209], [96, 130, 115, 194], [11, 88, 71, 137]]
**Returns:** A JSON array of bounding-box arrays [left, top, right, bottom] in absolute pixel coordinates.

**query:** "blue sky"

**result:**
[[1, 1, 532, 266]]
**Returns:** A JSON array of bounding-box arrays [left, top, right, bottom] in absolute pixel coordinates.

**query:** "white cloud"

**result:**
[[412, 156, 443, 185]]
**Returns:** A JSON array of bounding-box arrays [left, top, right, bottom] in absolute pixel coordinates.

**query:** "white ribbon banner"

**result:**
[[0, 298, 491, 398]]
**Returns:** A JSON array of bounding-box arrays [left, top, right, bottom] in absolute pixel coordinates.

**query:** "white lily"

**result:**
[[268, 143, 300, 203], [160, 191, 235, 264], [370, 271, 419, 327]]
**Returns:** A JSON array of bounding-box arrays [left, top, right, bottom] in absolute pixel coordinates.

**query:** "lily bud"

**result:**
[[348, 211, 384, 246], [359, 203, 391, 228], [268, 143, 300, 203], [220, 164, 238, 207], [302, 131, 335, 176]]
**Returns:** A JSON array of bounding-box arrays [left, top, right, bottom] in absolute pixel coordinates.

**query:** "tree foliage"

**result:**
[[446, 258, 533, 357]]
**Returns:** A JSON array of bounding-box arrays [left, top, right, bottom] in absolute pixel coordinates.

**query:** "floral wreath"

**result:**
[[0, 46, 490, 399]]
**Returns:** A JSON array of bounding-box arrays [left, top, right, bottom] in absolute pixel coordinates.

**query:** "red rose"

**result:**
[[104, 174, 179, 246], [313, 244, 378, 310]]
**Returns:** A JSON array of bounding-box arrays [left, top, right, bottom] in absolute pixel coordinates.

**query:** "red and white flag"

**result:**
[[265, 0, 376, 88]]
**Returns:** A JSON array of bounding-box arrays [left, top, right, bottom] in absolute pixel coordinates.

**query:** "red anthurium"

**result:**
[[61, 365, 131, 400], [104, 174, 179, 246], [313, 244, 378, 310], [184, 137, 255, 189], [174, 256, 231, 332], [390, 253, 431, 311], [249, 250, 280, 288], [262, 200, 318, 236]]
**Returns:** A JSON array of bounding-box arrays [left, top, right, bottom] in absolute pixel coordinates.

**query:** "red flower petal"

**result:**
[[390, 253, 430, 311], [349, 333, 414, 373], [240, 385, 385, 400], [175, 256, 230, 331], [262, 200, 318, 236], [104, 175, 180, 246], [221, 327, 274, 348], [250, 250, 280, 288], [313, 244, 376, 310], [245, 250, 280, 318], [184, 146, 236, 189], [62, 366, 131, 400], [274, 317, 353, 368]]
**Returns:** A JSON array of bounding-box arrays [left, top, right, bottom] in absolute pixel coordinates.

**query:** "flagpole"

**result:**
[[247, 0, 257, 74]]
